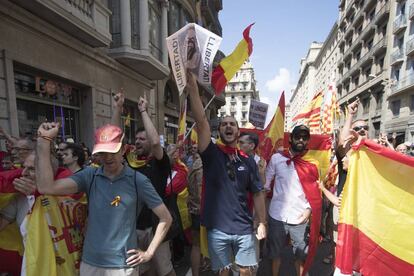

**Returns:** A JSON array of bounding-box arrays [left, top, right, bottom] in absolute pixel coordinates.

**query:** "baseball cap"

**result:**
[[92, 124, 124, 155], [291, 125, 310, 137]]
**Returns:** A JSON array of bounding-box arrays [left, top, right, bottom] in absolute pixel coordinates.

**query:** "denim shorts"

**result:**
[[207, 228, 257, 271], [266, 216, 308, 261]]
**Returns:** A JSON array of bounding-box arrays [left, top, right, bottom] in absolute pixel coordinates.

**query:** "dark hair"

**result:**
[[239, 132, 259, 149], [219, 115, 239, 129], [135, 127, 146, 135], [65, 143, 86, 167]]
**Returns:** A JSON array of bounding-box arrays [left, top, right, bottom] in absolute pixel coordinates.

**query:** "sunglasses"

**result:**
[[353, 125, 369, 132], [226, 161, 235, 181]]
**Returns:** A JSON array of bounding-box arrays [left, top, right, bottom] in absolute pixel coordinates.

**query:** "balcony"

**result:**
[[390, 48, 405, 66], [241, 106, 249, 112], [12, 0, 111, 47], [374, 2, 391, 24], [393, 15, 407, 34], [410, 4, 414, 20], [230, 106, 236, 113], [390, 72, 414, 97], [201, 0, 222, 36], [407, 37, 414, 56]]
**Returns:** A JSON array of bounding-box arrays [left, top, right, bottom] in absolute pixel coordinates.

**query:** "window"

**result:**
[[366, 38, 374, 51], [400, 2, 406, 15], [376, 93, 383, 110], [378, 57, 385, 70], [393, 67, 401, 81], [362, 97, 369, 114], [242, 112, 246, 119], [410, 95, 414, 113], [368, 9, 375, 21], [149, 0, 161, 61], [391, 100, 401, 116]]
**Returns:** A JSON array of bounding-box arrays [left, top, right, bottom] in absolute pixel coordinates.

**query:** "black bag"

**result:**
[[162, 171, 183, 241]]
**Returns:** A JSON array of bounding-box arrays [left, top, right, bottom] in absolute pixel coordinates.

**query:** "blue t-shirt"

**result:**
[[200, 141, 263, 235], [71, 166, 162, 268]]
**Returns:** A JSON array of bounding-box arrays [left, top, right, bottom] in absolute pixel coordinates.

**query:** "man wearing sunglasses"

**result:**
[[187, 73, 267, 276], [265, 125, 322, 276]]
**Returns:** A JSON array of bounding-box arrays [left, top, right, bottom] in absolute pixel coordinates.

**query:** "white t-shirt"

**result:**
[[265, 152, 311, 224]]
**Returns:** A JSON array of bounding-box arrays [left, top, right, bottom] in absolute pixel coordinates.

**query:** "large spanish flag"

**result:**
[[211, 24, 254, 95], [335, 139, 414, 275], [258, 91, 285, 162]]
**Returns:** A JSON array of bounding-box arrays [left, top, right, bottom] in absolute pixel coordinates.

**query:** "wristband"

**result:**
[[139, 109, 147, 113]]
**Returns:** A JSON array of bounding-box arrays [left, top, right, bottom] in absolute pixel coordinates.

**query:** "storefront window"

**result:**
[[121, 99, 141, 144], [14, 71, 80, 142], [164, 115, 178, 145]]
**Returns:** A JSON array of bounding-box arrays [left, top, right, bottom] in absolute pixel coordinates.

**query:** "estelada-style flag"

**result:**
[[258, 91, 285, 162], [335, 139, 414, 275], [177, 97, 187, 145], [211, 23, 254, 95], [292, 91, 323, 134], [321, 83, 340, 134]]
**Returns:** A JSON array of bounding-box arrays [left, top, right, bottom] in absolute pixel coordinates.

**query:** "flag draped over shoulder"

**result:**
[[258, 91, 285, 162], [335, 140, 414, 275], [211, 24, 254, 95], [292, 91, 323, 134]]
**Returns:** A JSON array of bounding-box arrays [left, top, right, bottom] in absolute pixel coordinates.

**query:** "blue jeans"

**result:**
[[207, 228, 257, 271]]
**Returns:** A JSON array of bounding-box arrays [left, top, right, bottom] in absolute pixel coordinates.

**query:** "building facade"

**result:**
[[387, 0, 414, 144], [289, 42, 323, 125], [218, 60, 260, 128], [0, 0, 224, 149]]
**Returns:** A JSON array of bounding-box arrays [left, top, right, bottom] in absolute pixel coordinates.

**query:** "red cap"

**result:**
[[92, 124, 124, 155]]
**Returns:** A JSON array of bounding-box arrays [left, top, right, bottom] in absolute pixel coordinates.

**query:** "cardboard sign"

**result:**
[[249, 100, 268, 129]]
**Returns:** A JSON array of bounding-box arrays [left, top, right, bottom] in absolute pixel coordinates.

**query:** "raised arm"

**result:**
[[111, 89, 125, 127], [0, 126, 18, 146], [186, 72, 211, 153], [36, 122, 78, 195], [138, 95, 163, 160], [337, 99, 359, 158]]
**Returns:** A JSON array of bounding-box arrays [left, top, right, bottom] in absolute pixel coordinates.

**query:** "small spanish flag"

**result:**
[[211, 24, 254, 95]]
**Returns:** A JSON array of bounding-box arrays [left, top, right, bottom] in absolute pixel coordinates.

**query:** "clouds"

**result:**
[[265, 68, 296, 93], [259, 68, 296, 126]]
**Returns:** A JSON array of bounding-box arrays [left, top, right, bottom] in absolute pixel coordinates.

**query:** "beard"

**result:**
[[291, 141, 307, 153], [219, 131, 237, 145]]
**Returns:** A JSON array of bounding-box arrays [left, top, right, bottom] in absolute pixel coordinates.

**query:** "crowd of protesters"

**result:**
[[0, 72, 413, 276]]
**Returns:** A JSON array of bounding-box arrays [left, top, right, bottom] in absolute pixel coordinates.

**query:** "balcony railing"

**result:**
[[410, 3, 414, 20], [393, 14, 407, 34], [390, 48, 405, 65], [390, 72, 414, 96], [12, 0, 111, 47], [406, 37, 414, 56], [374, 1, 391, 24]]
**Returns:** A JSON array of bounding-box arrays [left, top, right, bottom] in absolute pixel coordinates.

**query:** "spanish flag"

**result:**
[[292, 91, 323, 134], [335, 139, 414, 275], [211, 24, 254, 95], [177, 97, 187, 145], [190, 128, 198, 145], [258, 91, 285, 162]]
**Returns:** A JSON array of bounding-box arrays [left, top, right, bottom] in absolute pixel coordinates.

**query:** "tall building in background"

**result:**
[[0, 0, 225, 147], [289, 42, 323, 123], [219, 60, 260, 128], [336, 0, 390, 139], [387, 0, 414, 144]]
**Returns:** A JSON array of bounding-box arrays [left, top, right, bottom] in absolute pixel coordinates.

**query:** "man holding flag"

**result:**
[[186, 72, 266, 276], [265, 125, 322, 276]]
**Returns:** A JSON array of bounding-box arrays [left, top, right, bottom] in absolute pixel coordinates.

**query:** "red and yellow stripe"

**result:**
[[211, 24, 254, 95], [258, 91, 285, 162], [335, 140, 414, 275], [292, 91, 323, 123]]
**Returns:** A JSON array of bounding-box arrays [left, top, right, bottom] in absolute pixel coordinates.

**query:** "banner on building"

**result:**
[[166, 23, 222, 95], [248, 100, 268, 129]]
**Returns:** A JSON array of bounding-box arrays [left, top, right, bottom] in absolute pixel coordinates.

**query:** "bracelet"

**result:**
[[139, 109, 147, 113], [39, 136, 54, 142]]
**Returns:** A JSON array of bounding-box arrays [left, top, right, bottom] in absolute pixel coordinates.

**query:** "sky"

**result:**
[[218, 0, 339, 125]]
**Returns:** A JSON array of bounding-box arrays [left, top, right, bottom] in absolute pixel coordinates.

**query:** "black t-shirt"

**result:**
[[336, 152, 347, 196], [127, 150, 171, 230], [200, 141, 263, 235]]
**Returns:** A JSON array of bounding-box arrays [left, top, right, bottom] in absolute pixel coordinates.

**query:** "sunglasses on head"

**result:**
[[226, 161, 235, 181], [353, 125, 369, 132]]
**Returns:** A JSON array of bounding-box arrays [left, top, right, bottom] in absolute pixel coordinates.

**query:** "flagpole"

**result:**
[[184, 93, 216, 140]]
